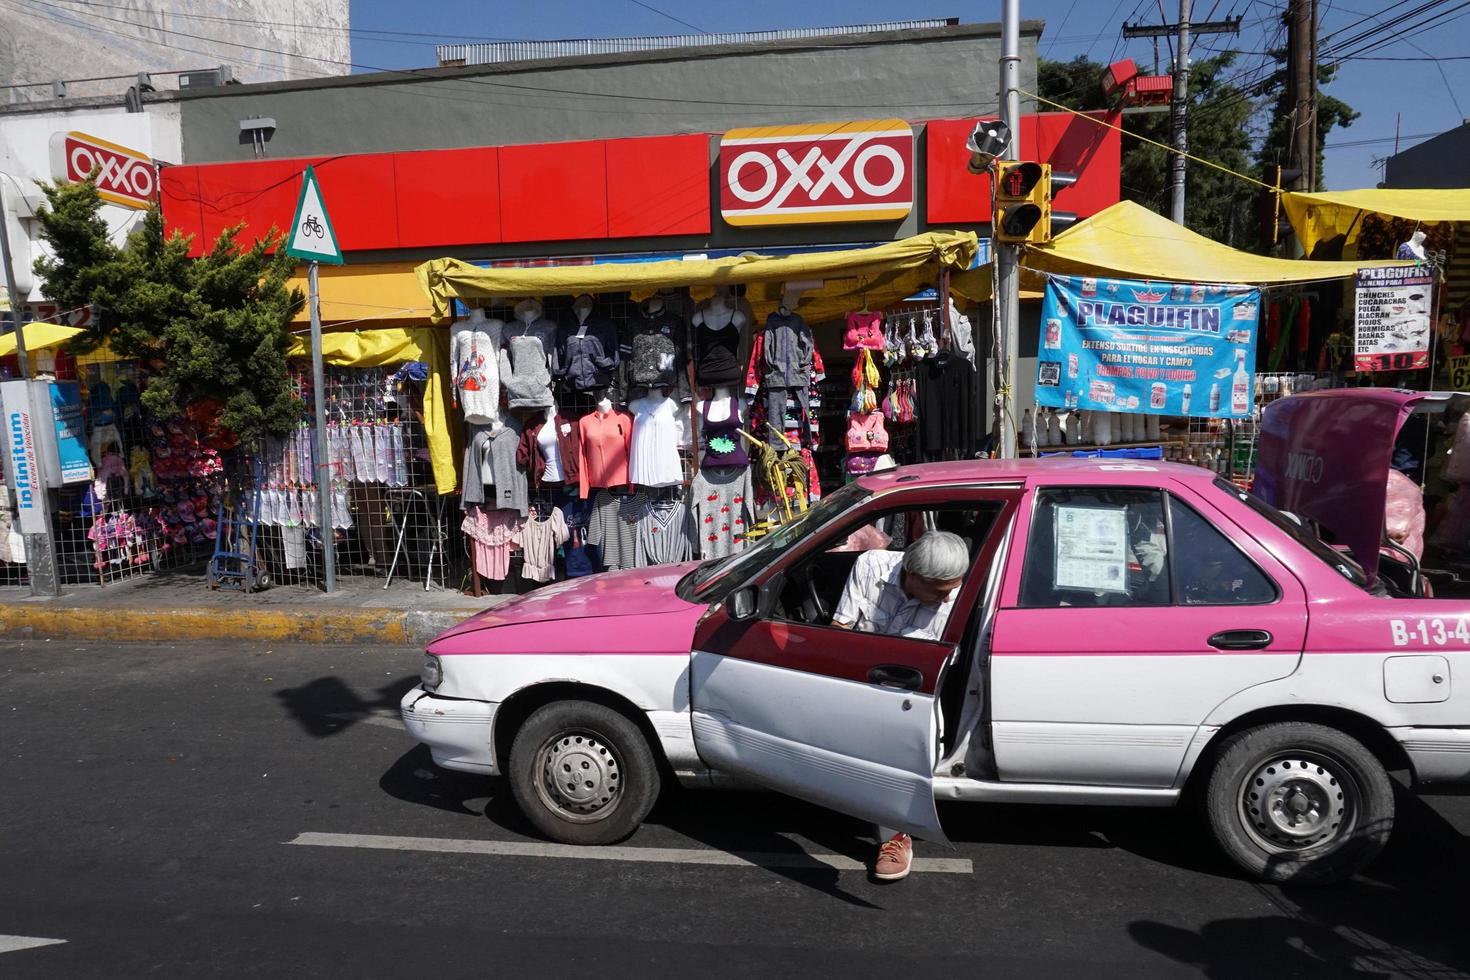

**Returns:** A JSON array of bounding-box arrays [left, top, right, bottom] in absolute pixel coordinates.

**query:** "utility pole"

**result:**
[[1123, 9, 1241, 224], [1287, 0, 1313, 192], [995, 0, 1021, 459], [1307, 0, 1318, 192]]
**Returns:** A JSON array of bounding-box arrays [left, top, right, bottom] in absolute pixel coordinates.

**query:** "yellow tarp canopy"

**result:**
[[286, 327, 458, 495], [286, 262, 433, 326], [1022, 200, 1408, 284], [1282, 188, 1470, 258], [0, 323, 85, 356], [414, 232, 980, 324]]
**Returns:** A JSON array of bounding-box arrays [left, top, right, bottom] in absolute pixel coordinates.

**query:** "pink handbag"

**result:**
[[845, 411, 890, 452]]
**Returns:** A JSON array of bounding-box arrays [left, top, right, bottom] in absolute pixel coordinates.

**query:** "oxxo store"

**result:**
[[157, 114, 1120, 593]]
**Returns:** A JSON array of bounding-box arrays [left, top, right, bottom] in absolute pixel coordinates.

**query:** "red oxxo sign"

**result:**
[[719, 119, 913, 226], [48, 131, 157, 210]]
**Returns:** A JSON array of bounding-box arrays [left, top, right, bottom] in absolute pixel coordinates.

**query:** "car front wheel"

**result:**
[[1203, 721, 1394, 885], [508, 700, 661, 845]]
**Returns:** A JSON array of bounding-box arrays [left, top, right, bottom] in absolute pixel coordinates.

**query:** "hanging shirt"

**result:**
[[577, 407, 634, 499]]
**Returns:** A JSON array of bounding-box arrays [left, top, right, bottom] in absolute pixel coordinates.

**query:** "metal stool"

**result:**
[[384, 487, 446, 591]]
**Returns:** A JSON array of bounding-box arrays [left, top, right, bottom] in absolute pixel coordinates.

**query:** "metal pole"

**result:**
[[1169, 0, 1192, 224], [308, 260, 336, 593], [0, 180, 31, 378], [996, 0, 1021, 459], [0, 181, 59, 595]]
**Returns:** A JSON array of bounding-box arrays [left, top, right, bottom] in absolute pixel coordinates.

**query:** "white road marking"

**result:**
[[288, 831, 973, 874], [0, 935, 67, 954]]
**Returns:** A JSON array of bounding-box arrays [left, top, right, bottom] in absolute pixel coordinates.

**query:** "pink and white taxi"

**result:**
[[403, 389, 1470, 884]]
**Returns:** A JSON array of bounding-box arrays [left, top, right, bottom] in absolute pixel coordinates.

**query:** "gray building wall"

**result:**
[[1, 0, 350, 103], [170, 23, 1038, 163], [1384, 124, 1470, 189]]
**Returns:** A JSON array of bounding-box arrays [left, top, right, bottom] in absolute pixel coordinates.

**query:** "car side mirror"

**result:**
[[727, 586, 760, 622]]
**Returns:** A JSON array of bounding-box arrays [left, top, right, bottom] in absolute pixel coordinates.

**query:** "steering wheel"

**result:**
[[804, 574, 829, 623]]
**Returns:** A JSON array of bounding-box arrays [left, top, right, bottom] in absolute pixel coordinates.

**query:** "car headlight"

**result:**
[[420, 653, 443, 691]]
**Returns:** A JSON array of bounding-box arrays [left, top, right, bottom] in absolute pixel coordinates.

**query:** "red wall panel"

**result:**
[[158, 166, 203, 256], [193, 159, 301, 256], [926, 112, 1121, 225], [394, 147, 501, 248], [606, 134, 710, 238], [312, 153, 398, 251], [499, 140, 608, 244]]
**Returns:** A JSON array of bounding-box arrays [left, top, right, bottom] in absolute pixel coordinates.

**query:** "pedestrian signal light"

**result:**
[[994, 162, 1080, 246]]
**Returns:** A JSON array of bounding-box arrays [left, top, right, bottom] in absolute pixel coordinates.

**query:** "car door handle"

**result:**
[[868, 664, 923, 690], [1208, 629, 1274, 651]]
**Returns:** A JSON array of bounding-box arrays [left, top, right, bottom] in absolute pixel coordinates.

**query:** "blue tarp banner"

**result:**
[[49, 382, 92, 484], [1035, 274, 1260, 419]]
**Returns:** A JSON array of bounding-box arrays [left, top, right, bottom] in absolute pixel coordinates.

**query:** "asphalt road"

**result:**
[[3, 641, 1468, 979]]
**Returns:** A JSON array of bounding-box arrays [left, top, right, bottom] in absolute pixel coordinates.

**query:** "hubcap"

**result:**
[[1239, 754, 1355, 851], [532, 729, 623, 823]]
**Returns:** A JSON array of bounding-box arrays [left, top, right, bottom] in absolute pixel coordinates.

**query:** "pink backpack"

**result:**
[[843, 311, 885, 351]]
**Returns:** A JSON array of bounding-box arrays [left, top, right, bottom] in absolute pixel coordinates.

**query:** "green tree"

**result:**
[[1039, 54, 1257, 246], [32, 177, 305, 444], [1255, 56, 1359, 191]]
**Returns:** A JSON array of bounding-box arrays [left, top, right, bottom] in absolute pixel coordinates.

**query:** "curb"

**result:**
[[0, 604, 481, 647]]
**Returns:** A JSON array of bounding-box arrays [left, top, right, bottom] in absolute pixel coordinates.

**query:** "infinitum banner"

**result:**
[[1035, 274, 1260, 419]]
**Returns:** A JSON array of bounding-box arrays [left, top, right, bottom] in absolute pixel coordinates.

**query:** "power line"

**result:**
[[623, 0, 707, 35], [1043, 0, 1081, 57]]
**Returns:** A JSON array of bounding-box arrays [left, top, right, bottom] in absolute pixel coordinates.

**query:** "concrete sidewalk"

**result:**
[[0, 568, 505, 646]]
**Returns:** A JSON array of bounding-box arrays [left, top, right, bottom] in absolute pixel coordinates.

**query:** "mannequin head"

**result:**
[[468, 307, 486, 324], [514, 298, 543, 324], [572, 294, 594, 321], [597, 391, 613, 412]]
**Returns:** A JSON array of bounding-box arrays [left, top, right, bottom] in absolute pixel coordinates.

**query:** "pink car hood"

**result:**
[[427, 562, 706, 654]]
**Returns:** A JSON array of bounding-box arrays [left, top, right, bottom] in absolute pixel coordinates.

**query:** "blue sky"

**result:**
[[349, 1, 1470, 191]]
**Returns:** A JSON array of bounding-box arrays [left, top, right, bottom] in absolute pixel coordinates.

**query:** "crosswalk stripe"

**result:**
[[287, 831, 973, 874], [0, 935, 67, 955]]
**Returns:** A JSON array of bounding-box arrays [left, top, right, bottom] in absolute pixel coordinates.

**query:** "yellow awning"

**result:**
[[1022, 200, 1407, 283], [287, 262, 433, 326], [414, 232, 980, 323], [286, 327, 458, 496], [0, 323, 85, 356], [1281, 188, 1470, 258]]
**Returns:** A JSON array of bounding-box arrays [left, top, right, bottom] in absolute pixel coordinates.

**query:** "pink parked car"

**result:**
[[404, 392, 1470, 884]]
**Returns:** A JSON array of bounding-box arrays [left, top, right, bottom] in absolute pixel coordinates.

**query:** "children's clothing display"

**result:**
[[558, 312, 619, 392], [745, 311, 825, 447], [577, 406, 634, 499], [519, 505, 570, 582], [691, 466, 753, 559], [628, 394, 686, 488], [698, 396, 750, 470], [451, 309, 503, 424]]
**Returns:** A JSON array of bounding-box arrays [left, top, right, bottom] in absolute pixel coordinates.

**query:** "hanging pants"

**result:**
[[765, 385, 812, 446]]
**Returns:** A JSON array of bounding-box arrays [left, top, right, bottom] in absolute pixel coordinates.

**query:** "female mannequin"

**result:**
[[693, 289, 746, 388], [557, 293, 618, 393], [500, 298, 557, 409], [450, 307, 503, 425]]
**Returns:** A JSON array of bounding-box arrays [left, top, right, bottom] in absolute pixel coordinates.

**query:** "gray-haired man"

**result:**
[[831, 530, 970, 882]]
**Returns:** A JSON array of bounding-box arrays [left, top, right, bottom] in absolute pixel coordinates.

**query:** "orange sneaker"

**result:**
[[872, 832, 913, 882]]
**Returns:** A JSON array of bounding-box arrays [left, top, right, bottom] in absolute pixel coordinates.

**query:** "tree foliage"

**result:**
[[32, 178, 305, 444], [1255, 56, 1359, 190], [1040, 54, 1254, 245]]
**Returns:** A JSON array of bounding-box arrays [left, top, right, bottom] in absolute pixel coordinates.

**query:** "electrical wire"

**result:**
[[623, 0, 707, 35], [1043, 0, 1082, 58]]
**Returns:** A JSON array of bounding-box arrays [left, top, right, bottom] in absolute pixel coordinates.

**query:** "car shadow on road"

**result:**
[[1126, 788, 1470, 978], [275, 675, 419, 738]]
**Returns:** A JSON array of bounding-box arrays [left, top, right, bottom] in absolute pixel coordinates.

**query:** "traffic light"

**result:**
[[993, 162, 1079, 245]]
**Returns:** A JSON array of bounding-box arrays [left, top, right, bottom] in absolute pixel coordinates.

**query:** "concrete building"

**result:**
[[1383, 123, 1470, 189], [1, 0, 350, 103]]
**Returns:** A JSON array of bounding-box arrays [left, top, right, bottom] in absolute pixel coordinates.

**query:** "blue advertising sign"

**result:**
[[1035, 275, 1260, 419], [49, 382, 92, 484]]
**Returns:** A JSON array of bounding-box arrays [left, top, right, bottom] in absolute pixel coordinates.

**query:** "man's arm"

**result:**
[[830, 552, 876, 629]]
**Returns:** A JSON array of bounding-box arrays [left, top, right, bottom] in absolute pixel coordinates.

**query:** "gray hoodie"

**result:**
[[760, 311, 814, 389]]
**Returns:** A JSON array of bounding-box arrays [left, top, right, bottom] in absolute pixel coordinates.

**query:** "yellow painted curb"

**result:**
[[0, 604, 477, 646]]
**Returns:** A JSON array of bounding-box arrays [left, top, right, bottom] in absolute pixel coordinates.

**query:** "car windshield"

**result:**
[[1213, 478, 1370, 589], [682, 482, 871, 603]]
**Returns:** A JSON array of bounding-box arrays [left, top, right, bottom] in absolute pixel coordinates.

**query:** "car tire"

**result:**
[[1203, 721, 1394, 885], [508, 700, 661, 846]]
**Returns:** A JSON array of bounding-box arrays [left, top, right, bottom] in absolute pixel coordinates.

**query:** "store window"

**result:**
[[1019, 487, 1275, 608]]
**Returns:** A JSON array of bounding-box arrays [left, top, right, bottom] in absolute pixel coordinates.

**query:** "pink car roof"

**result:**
[[857, 457, 1220, 490]]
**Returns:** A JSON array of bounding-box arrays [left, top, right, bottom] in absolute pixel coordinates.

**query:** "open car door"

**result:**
[[688, 485, 1019, 841]]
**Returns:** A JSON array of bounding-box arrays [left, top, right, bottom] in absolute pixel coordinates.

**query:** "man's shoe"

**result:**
[[872, 833, 913, 882]]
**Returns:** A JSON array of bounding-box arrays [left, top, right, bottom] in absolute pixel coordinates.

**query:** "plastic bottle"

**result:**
[[1093, 409, 1112, 446], [1208, 382, 1221, 414], [1180, 383, 1192, 416], [1145, 412, 1161, 440], [1066, 410, 1082, 445], [1022, 409, 1036, 453], [1231, 349, 1251, 416]]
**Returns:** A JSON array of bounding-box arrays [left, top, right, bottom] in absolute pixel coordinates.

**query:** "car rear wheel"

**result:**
[[508, 700, 660, 845], [1203, 721, 1394, 885]]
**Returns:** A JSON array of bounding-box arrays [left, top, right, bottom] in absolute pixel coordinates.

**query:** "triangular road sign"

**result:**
[[286, 165, 343, 264]]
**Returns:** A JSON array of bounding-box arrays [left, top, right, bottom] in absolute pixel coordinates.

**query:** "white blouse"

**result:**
[[628, 395, 685, 488]]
